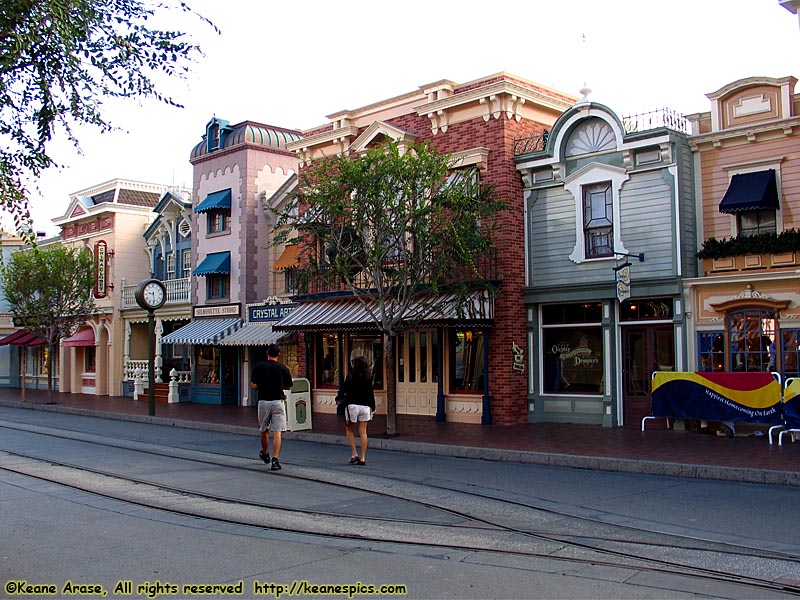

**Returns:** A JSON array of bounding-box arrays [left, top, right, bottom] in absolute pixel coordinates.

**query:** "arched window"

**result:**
[[728, 309, 776, 372]]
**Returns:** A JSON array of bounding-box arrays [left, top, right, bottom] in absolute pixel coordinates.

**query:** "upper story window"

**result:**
[[182, 250, 191, 278], [719, 168, 781, 237], [565, 163, 629, 264], [583, 182, 613, 258], [195, 189, 232, 236], [208, 209, 230, 234], [166, 253, 175, 279], [206, 274, 230, 301]]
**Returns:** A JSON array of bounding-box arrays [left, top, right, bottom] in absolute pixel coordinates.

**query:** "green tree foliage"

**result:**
[[0, 0, 214, 235], [272, 140, 504, 433], [1, 244, 96, 390]]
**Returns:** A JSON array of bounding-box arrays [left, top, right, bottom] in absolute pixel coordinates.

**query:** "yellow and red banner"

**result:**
[[651, 372, 781, 424]]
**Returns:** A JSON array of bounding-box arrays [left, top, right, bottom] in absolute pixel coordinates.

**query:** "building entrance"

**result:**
[[622, 326, 674, 426], [396, 329, 438, 415]]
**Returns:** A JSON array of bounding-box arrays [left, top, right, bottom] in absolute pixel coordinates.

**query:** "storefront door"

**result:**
[[396, 329, 438, 415], [622, 326, 674, 426]]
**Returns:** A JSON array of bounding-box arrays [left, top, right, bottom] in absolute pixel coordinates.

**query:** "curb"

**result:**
[[2, 399, 798, 487]]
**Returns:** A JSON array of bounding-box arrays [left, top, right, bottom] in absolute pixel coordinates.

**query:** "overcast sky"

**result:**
[[18, 0, 800, 236]]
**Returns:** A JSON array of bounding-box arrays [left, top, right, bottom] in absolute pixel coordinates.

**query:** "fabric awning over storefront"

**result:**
[[217, 323, 286, 346], [274, 292, 494, 332], [161, 318, 242, 345], [718, 170, 780, 213], [62, 327, 95, 347], [273, 245, 298, 270], [0, 330, 46, 347], [194, 189, 231, 213], [193, 251, 231, 276]]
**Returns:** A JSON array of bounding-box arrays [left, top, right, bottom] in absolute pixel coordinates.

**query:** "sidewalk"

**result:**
[[1, 387, 799, 486]]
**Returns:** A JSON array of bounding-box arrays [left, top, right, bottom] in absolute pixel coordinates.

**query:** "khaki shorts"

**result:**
[[258, 400, 286, 432]]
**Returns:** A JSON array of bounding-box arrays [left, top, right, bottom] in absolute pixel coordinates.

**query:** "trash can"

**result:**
[[285, 377, 311, 431]]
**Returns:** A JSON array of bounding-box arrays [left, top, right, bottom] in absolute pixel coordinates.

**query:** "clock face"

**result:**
[[144, 282, 165, 307], [136, 279, 166, 310]]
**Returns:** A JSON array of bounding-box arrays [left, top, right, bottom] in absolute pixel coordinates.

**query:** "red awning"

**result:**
[[62, 327, 95, 347], [0, 330, 46, 347]]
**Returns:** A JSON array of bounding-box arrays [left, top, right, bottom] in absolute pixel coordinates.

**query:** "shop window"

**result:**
[[542, 302, 603, 394], [196, 346, 220, 384], [206, 274, 230, 301], [619, 299, 673, 321], [316, 334, 340, 388], [698, 331, 725, 372], [450, 329, 485, 392], [728, 309, 775, 372], [349, 336, 384, 388], [782, 329, 800, 379], [84, 345, 96, 373]]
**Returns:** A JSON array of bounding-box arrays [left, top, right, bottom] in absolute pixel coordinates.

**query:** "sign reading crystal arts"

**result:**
[[248, 297, 296, 322]]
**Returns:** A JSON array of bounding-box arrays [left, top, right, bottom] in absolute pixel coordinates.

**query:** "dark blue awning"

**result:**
[[194, 189, 231, 213], [193, 251, 230, 276], [719, 170, 779, 214]]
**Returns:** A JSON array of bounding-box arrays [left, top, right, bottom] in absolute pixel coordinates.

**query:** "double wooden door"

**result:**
[[396, 329, 439, 415], [622, 326, 674, 426]]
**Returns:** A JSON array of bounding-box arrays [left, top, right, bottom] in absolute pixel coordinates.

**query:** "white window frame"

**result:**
[[722, 159, 784, 237], [166, 253, 175, 279], [565, 163, 629, 264], [182, 250, 191, 278]]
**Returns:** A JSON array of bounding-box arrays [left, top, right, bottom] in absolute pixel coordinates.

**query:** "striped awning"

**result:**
[[194, 189, 231, 213], [275, 292, 493, 332], [161, 318, 242, 345], [193, 251, 231, 276], [217, 323, 286, 346], [0, 330, 46, 347]]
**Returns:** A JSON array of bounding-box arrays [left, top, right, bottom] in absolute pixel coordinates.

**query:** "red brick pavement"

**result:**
[[2, 387, 800, 478]]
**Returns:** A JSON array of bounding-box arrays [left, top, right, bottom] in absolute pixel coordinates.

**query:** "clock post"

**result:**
[[134, 279, 167, 416]]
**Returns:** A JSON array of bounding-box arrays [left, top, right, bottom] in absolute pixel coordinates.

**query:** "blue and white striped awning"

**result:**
[[217, 323, 286, 346], [161, 318, 242, 345]]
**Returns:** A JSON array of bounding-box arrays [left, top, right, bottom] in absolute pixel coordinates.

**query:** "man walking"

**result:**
[[251, 343, 293, 471]]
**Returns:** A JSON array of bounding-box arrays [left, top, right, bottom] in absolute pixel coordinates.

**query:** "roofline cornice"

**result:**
[[688, 115, 800, 150]]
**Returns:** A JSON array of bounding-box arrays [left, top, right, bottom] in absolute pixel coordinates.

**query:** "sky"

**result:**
[[17, 0, 800, 236]]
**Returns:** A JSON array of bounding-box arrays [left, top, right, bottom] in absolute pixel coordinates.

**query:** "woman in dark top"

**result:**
[[342, 356, 375, 466]]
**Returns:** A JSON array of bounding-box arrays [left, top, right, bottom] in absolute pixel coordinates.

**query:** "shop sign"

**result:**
[[512, 341, 525, 374], [194, 303, 240, 318], [94, 240, 107, 298], [615, 262, 631, 303]]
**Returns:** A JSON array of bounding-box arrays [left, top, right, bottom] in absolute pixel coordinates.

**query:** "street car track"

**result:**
[[1, 422, 800, 595]]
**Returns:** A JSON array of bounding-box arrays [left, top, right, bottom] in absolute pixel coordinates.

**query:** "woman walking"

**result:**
[[342, 356, 375, 466]]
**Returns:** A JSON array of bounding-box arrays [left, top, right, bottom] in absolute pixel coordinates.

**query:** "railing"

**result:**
[[296, 250, 499, 297], [512, 108, 690, 156], [621, 108, 690, 135], [512, 131, 548, 156], [121, 277, 191, 309]]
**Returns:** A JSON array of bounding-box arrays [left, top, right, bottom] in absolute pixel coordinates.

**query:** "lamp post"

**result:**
[[782, 0, 800, 29], [134, 279, 167, 416]]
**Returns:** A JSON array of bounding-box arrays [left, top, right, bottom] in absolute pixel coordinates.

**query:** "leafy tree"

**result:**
[[1, 244, 96, 391], [0, 0, 214, 235], [273, 140, 504, 434]]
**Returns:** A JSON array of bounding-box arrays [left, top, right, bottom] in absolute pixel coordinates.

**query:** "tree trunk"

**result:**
[[47, 341, 55, 402], [383, 331, 397, 436]]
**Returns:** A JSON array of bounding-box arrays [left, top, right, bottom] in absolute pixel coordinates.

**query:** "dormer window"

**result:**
[[205, 118, 231, 153]]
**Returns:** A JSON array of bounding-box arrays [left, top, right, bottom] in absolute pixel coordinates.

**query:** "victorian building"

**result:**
[[277, 73, 576, 425], [684, 76, 800, 380]]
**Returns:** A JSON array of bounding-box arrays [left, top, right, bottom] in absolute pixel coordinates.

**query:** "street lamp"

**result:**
[[781, 0, 800, 29]]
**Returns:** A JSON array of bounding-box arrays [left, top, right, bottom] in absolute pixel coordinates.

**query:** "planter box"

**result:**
[[704, 252, 797, 275]]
